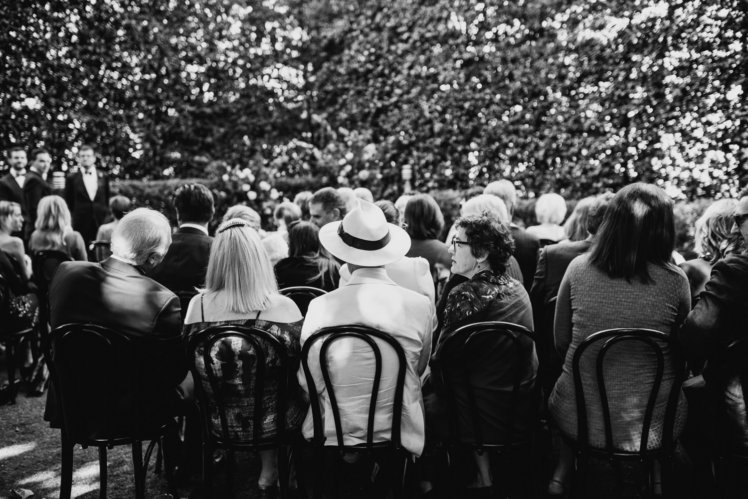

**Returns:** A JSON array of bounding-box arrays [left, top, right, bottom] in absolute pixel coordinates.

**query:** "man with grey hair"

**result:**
[[484, 179, 539, 290], [45, 208, 185, 426]]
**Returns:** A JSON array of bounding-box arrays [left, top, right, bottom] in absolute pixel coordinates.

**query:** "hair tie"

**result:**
[[218, 219, 250, 233]]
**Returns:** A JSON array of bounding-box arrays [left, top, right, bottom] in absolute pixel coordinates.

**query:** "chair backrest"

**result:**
[[48, 323, 181, 444], [0, 273, 11, 333], [435, 321, 537, 447], [279, 286, 327, 315], [572, 328, 684, 455], [32, 250, 71, 292], [300, 325, 408, 449], [175, 290, 198, 321], [92, 241, 112, 262], [187, 324, 291, 448]]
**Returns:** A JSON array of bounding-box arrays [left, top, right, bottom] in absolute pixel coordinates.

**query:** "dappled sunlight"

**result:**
[[16, 460, 100, 499], [0, 442, 37, 461]]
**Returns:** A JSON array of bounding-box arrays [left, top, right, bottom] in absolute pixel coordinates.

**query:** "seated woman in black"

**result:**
[[274, 221, 339, 291], [425, 214, 536, 494]]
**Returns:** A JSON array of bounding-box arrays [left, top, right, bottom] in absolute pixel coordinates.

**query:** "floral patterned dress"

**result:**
[[184, 313, 306, 441]]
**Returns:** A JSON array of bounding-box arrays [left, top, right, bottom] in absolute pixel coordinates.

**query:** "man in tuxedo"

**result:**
[[24, 148, 53, 239], [150, 183, 214, 312], [64, 144, 110, 249], [45, 208, 185, 426], [485, 180, 540, 290], [0, 146, 29, 237]]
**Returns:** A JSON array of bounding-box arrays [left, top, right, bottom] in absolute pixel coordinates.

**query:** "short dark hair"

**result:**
[[404, 193, 444, 240], [78, 144, 95, 154], [310, 187, 347, 218], [455, 214, 515, 275], [274, 201, 301, 226], [586, 192, 614, 235], [174, 183, 215, 224], [30, 148, 49, 161], [739, 186, 748, 199], [6, 146, 25, 157], [109, 195, 132, 220], [375, 200, 398, 224], [288, 221, 321, 256], [590, 183, 675, 283]]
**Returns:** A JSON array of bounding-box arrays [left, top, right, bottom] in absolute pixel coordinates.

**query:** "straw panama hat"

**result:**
[[318, 200, 411, 266]]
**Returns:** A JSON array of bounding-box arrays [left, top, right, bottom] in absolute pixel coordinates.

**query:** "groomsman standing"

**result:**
[[64, 144, 110, 249], [0, 146, 29, 238], [24, 148, 53, 239]]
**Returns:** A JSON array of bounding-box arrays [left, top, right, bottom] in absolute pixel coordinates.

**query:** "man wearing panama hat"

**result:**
[[298, 200, 437, 458]]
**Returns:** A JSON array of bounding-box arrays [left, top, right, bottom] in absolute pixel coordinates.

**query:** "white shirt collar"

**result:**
[[346, 266, 397, 286], [179, 223, 209, 235]]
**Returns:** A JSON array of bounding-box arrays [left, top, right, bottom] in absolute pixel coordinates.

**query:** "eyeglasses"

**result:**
[[451, 236, 471, 251], [734, 213, 748, 227]]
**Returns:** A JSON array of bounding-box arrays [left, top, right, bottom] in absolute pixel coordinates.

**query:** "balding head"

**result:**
[[484, 180, 517, 216], [111, 208, 172, 270]]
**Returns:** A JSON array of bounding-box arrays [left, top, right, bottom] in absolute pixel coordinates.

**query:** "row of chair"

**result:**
[[43, 320, 698, 498]]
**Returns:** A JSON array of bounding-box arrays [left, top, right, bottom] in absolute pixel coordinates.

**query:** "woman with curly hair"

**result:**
[[679, 198, 741, 303], [424, 214, 536, 494]]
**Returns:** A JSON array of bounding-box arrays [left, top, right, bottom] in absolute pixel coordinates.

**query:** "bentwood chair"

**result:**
[[187, 324, 295, 498], [300, 325, 409, 499], [569, 328, 685, 498], [0, 273, 36, 404], [433, 321, 539, 498], [91, 240, 112, 262], [278, 286, 327, 316], [47, 323, 179, 499]]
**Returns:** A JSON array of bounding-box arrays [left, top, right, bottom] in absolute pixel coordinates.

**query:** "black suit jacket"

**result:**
[[23, 169, 52, 238], [529, 239, 591, 397], [64, 170, 110, 244], [510, 224, 540, 291], [45, 258, 185, 426], [150, 226, 213, 294]]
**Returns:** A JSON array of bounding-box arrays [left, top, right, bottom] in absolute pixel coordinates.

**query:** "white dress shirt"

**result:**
[[298, 267, 436, 456], [82, 168, 98, 201], [11, 169, 26, 188], [338, 256, 436, 303]]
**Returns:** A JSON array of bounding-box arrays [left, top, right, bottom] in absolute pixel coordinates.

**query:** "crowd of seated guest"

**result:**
[[3, 174, 748, 498]]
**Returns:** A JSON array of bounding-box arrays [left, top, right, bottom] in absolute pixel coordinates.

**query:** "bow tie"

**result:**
[[84, 169, 95, 175], [11, 169, 26, 178]]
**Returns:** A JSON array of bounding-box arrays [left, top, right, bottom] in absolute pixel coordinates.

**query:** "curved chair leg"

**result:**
[[278, 445, 289, 499], [60, 431, 74, 499], [202, 442, 213, 497], [98, 446, 107, 499], [160, 430, 178, 497], [132, 441, 146, 499]]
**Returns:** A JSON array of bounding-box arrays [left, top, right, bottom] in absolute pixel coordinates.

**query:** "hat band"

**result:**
[[338, 223, 391, 251]]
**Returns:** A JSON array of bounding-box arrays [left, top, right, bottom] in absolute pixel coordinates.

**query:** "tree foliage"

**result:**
[[0, 0, 745, 200]]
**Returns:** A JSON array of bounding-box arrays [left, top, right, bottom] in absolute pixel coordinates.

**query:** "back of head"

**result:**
[[586, 192, 614, 236], [484, 180, 517, 216], [274, 201, 302, 228], [35, 195, 71, 233], [111, 208, 172, 266], [206, 219, 277, 312], [404, 193, 444, 240], [695, 198, 740, 263], [590, 183, 675, 282], [461, 194, 509, 224], [174, 183, 214, 225], [563, 196, 596, 241], [375, 200, 399, 224], [223, 204, 261, 230], [311, 187, 347, 218], [354, 187, 374, 204], [337, 187, 359, 213], [109, 195, 132, 221], [288, 221, 321, 257], [535, 193, 567, 225], [294, 191, 313, 220]]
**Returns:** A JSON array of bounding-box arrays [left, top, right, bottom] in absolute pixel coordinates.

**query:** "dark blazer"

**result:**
[[64, 170, 110, 245], [45, 257, 185, 426], [149, 226, 212, 294], [529, 239, 592, 398], [23, 169, 52, 238], [510, 224, 540, 290]]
